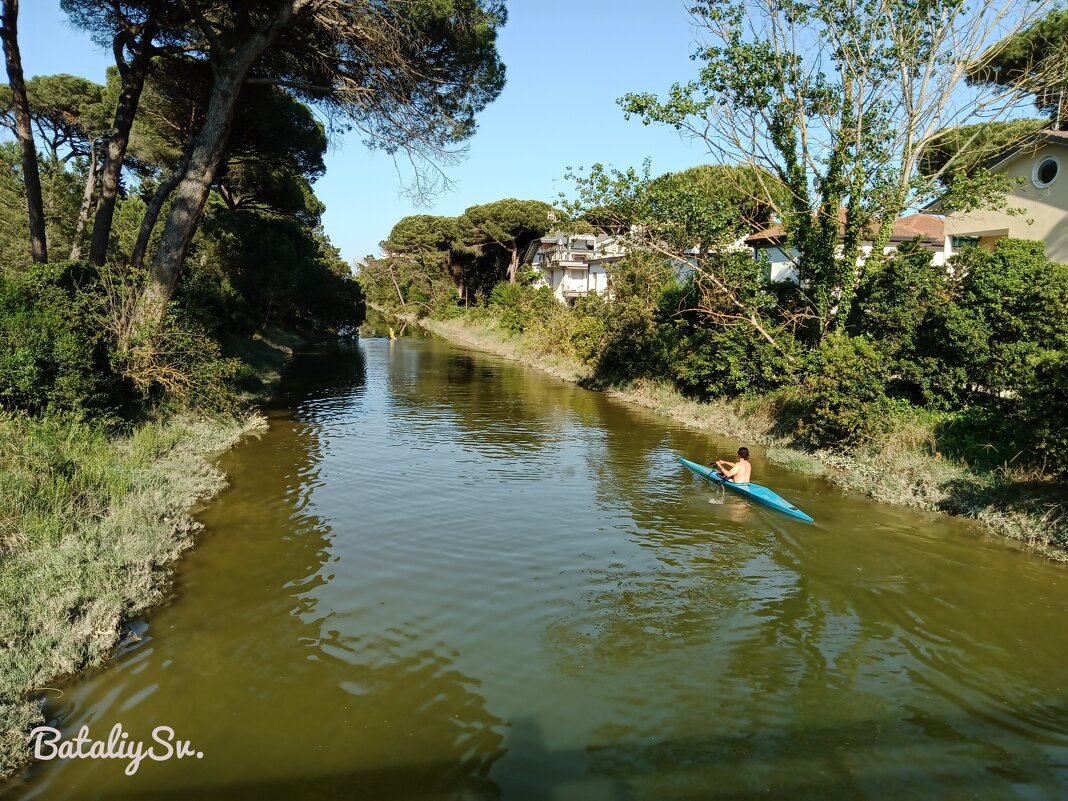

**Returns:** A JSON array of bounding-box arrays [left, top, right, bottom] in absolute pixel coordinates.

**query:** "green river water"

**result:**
[[3, 333, 1068, 800]]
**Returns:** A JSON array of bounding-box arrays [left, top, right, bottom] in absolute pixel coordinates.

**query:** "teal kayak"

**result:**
[[678, 457, 815, 523]]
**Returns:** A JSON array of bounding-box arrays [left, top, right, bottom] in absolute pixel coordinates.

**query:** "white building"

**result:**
[[527, 233, 626, 304], [745, 211, 949, 282]]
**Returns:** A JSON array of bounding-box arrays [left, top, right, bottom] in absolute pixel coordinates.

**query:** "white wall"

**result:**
[[756, 239, 947, 283]]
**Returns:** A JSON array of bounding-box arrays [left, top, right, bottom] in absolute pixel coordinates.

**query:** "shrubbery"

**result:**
[[793, 334, 891, 448], [0, 263, 111, 417], [1022, 353, 1068, 475], [489, 282, 558, 334], [0, 242, 360, 421], [942, 239, 1068, 396]]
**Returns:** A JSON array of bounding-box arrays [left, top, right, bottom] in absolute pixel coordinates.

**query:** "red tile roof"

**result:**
[[747, 210, 943, 246]]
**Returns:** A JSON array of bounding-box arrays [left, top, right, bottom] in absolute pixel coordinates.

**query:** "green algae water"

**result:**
[[4, 335, 1068, 800]]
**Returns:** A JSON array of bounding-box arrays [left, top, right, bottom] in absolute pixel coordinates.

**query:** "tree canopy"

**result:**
[[649, 164, 788, 233], [919, 119, 1048, 183], [968, 9, 1068, 126], [461, 198, 553, 282], [0, 73, 108, 162], [620, 0, 1058, 338]]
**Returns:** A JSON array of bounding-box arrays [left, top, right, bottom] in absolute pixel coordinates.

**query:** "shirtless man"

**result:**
[[715, 447, 752, 484]]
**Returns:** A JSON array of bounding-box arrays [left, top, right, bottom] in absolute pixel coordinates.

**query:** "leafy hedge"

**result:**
[[0, 262, 111, 417]]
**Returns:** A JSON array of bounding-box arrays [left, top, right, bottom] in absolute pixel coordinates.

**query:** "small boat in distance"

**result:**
[[678, 457, 815, 524]]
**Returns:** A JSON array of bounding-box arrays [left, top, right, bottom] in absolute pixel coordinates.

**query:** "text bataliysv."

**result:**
[[29, 724, 203, 776]]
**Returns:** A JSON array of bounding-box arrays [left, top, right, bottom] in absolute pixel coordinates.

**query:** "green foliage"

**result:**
[[920, 120, 1046, 183], [372, 213, 500, 307], [667, 322, 795, 400], [617, 0, 1055, 338], [968, 9, 1068, 125], [568, 294, 609, 363], [117, 309, 245, 415], [0, 143, 85, 269], [918, 120, 1042, 215], [430, 290, 465, 320], [216, 85, 330, 222], [850, 242, 955, 404], [794, 334, 891, 448], [563, 160, 746, 252], [0, 262, 111, 417], [934, 401, 1035, 472], [488, 283, 556, 335], [1022, 352, 1068, 475], [649, 163, 789, 233], [0, 73, 108, 161], [461, 198, 554, 281], [589, 253, 672, 380], [942, 239, 1068, 395], [191, 205, 364, 335], [385, 214, 462, 255]]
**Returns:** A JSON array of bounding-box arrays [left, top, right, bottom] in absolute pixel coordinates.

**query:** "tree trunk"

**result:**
[[134, 6, 302, 335], [136, 79, 241, 328], [131, 151, 190, 269], [387, 261, 406, 305], [507, 246, 519, 283], [1, 0, 47, 263], [69, 145, 97, 260], [89, 21, 158, 267]]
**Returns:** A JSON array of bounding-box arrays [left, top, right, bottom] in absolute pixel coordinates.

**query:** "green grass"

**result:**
[[0, 329, 295, 779]]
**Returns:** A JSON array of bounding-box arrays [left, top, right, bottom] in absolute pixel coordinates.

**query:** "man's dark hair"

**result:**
[[738, 447, 750, 459]]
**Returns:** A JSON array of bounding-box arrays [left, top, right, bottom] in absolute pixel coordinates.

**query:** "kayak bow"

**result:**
[[678, 456, 814, 523]]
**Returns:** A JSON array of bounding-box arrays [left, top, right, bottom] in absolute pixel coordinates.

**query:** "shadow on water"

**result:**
[[87, 706, 1068, 801], [268, 338, 368, 410]]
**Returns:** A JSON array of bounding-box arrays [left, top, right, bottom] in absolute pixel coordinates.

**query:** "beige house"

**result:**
[[940, 130, 1068, 263]]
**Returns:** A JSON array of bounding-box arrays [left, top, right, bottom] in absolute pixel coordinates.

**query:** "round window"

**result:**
[[1033, 156, 1059, 188]]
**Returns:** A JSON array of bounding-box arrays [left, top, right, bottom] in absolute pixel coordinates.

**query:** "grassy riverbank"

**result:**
[[0, 330, 299, 779], [396, 309, 1068, 560]]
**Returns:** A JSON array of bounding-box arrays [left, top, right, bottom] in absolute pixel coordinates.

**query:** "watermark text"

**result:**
[[30, 724, 203, 776]]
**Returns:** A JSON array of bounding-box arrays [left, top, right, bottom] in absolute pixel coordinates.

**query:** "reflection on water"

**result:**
[[3, 335, 1068, 800]]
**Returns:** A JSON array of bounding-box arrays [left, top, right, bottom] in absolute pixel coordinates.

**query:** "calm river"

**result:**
[[4, 333, 1068, 800]]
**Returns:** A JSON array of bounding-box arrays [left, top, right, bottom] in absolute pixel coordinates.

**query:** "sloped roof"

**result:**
[[925, 128, 1068, 213], [984, 128, 1068, 173], [747, 210, 944, 246]]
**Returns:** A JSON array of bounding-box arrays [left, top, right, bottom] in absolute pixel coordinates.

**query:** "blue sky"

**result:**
[[17, 2, 714, 263]]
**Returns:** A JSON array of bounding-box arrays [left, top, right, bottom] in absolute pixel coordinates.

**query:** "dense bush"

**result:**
[[851, 242, 961, 406], [0, 263, 112, 417], [794, 334, 891, 448], [1022, 353, 1068, 476], [568, 294, 609, 363], [942, 239, 1068, 395], [0, 258, 279, 421], [115, 308, 245, 415], [489, 283, 557, 334], [667, 323, 795, 399], [586, 254, 674, 380]]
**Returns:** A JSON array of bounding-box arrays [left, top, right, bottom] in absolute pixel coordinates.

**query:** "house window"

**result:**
[[951, 236, 980, 249], [1033, 156, 1059, 188]]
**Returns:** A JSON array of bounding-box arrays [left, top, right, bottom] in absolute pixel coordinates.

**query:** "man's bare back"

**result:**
[[715, 447, 752, 483]]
